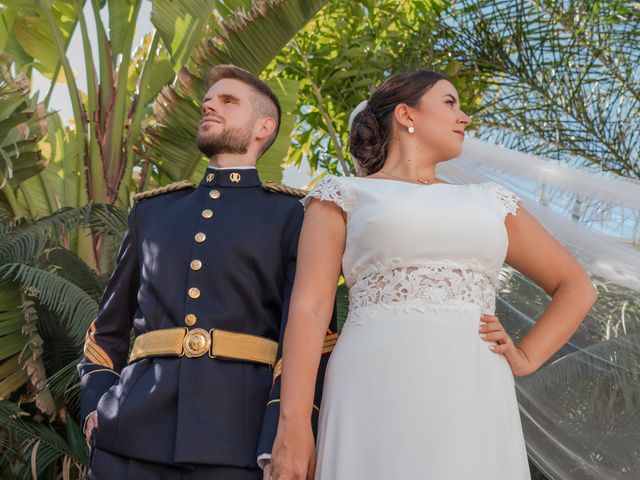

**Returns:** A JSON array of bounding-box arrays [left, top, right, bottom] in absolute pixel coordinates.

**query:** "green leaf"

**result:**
[[192, 0, 330, 76], [151, 0, 217, 72], [0, 288, 29, 398], [108, 0, 136, 59], [0, 205, 92, 265], [0, 70, 49, 218], [0, 264, 98, 345], [257, 77, 300, 182], [0, 400, 89, 472], [0, 7, 17, 51], [44, 248, 104, 301], [10, 2, 78, 80], [215, 0, 252, 16], [0, 356, 28, 396]]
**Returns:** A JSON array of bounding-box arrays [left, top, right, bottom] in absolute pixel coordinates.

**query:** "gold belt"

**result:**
[[129, 327, 278, 367]]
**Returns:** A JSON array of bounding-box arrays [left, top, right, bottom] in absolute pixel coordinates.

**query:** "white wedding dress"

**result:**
[[301, 175, 531, 480]]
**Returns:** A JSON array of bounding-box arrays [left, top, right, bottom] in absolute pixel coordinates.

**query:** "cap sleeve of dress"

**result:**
[[487, 182, 523, 218], [300, 175, 353, 213]]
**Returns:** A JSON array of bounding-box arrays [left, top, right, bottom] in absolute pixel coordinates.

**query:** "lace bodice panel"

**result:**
[[301, 175, 522, 323]]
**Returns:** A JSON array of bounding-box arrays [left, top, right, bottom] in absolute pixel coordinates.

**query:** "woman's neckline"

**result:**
[[348, 175, 489, 187]]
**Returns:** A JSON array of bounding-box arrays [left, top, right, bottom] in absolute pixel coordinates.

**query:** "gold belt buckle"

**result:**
[[183, 328, 211, 358]]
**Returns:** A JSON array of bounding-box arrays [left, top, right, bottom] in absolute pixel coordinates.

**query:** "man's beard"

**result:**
[[197, 123, 253, 157]]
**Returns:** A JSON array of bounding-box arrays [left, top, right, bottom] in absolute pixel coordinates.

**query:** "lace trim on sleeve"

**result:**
[[300, 175, 352, 212], [488, 182, 522, 217]]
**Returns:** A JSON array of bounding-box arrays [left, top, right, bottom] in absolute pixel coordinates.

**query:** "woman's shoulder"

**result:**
[[477, 181, 523, 217], [300, 174, 356, 213]]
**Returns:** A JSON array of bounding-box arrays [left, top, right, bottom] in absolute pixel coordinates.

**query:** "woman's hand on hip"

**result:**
[[270, 419, 316, 480], [479, 314, 536, 376]]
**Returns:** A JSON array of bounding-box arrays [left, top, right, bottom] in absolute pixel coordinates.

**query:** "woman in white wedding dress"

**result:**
[[268, 71, 598, 480]]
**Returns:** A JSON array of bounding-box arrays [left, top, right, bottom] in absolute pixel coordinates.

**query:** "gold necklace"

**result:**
[[380, 169, 438, 185]]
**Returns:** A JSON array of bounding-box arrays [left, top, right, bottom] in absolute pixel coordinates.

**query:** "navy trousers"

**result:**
[[89, 448, 263, 480]]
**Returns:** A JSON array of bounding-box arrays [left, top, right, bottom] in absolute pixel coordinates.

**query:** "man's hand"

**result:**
[[84, 410, 98, 445], [263, 462, 272, 480]]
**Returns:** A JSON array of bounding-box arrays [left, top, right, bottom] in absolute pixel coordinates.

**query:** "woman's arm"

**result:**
[[270, 198, 346, 480], [503, 206, 598, 374]]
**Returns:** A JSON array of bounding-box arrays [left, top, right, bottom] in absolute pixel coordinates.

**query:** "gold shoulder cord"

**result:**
[[133, 180, 195, 202], [261, 181, 307, 198]]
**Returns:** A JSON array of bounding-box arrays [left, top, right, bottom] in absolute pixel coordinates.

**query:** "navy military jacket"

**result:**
[[77, 167, 337, 467]]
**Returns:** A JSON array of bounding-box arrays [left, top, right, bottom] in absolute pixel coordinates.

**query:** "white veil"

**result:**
[[437, 138, 640, 479]]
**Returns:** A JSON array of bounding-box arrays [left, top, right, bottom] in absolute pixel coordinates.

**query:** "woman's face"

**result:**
[[408, 79, 470, 160]]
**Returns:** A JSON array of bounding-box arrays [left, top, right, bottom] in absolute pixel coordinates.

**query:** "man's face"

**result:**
[[197, 78, 257, 157]]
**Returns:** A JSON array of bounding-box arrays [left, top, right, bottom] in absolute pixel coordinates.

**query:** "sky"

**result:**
[[30, 1, 311, 187]]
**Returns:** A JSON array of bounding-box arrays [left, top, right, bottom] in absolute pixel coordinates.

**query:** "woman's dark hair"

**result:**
[[349, 70, 451, 176]]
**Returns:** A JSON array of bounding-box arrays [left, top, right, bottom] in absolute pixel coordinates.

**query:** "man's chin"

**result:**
[[196, 127, 252, 157], [197, 126, 219, 141], [197, 143, 249, 157], [199, 121, 222, 131]]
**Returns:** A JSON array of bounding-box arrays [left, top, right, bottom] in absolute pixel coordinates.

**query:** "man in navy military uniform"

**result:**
[[78, 64, 337, 479]]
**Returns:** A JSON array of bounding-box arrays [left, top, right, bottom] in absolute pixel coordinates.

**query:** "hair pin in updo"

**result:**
[[348, 99, 369, 133]]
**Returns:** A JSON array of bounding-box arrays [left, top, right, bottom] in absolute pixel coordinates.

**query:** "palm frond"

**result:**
[[0, 206, 92, 265], [85, 203, 128, 240], [0, 401, 88, 478], [17, 300, 55, 419], [0, 203, 128, 269], [149, 0, 217, 72], [45, 359, 81, 411], [0, 70, 48, 188], [0, 265, 98, 345], [435, 0, 640, 178], [521, 334, 640, 418], [517, 334, 640, 478], [0, 287, 29, 400], [43, 248, 104, 302]]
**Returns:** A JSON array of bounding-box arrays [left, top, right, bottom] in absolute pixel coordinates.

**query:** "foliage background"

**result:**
[[0, 0, 637, 478]]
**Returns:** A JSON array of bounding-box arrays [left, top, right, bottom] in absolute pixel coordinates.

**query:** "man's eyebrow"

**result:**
[[220, 93, 240, 102], [202, 93, 241, 103]]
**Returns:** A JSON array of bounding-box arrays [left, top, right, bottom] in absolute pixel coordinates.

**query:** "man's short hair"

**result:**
[[205, 65, 281, 157]]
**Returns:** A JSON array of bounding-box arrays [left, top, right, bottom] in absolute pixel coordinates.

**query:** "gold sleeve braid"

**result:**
[[84, 321, 115, 369]]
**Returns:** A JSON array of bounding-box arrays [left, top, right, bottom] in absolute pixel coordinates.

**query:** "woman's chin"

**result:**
[[442, 144, 463, 160]]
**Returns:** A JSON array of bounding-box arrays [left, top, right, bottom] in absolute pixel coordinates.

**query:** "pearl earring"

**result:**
[[408, 124, 415, 134]]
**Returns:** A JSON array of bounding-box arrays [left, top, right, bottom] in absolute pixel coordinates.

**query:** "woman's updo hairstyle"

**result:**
[[349, 70, 451, 176]]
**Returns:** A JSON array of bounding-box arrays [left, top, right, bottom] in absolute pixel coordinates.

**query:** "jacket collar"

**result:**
[[199, 166, 261, 188]]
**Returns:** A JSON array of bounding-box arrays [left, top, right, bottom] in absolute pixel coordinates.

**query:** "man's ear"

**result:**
[[255, 116, 277, 142]]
